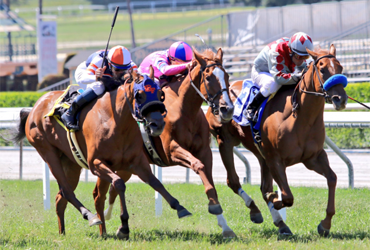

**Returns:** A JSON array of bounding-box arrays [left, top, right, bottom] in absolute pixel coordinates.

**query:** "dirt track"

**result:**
[[0, 147, 369, 189]]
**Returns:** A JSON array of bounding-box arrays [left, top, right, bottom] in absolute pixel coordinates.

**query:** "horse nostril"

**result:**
[[149, 122, 158, 128]]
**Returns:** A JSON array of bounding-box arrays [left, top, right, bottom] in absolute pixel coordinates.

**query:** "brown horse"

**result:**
[[100, 48, 238, 238], [206, 44, 347, 236], [14, 68, 191, 238]]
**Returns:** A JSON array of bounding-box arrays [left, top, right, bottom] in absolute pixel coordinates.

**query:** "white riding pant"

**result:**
[[75, 62, 105, 95], [251, 66, 281, 97]]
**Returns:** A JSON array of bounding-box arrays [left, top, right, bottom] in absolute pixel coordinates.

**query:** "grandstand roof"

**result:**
[[0, 4, 34, 32]]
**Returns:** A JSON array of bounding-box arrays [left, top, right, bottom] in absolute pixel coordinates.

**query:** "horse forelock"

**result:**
[[201, 49, 216, 62]]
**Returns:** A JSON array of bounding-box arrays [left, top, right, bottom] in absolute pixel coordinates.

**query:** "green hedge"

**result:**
[[0, 92, 46, 107], [0, 83, 369, 148]]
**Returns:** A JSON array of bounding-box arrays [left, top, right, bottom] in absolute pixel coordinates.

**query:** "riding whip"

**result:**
[[101, 6, 120, 68]]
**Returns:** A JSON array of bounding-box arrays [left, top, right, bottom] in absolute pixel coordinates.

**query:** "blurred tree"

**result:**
[[265, 0, 295, 7], [302, 0, 321, 3], [229, 0, 261, 7]]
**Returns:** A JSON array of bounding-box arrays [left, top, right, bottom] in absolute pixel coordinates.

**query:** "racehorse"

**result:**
[[100, 48, 238, 238], [14, 67, 191, 238], [206, 44, 347, 236]]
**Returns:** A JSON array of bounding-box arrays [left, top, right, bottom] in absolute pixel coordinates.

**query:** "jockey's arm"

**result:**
[[156, 59, 189, 76], [269, 51, 302, 86], [78, 56, 105, 84]]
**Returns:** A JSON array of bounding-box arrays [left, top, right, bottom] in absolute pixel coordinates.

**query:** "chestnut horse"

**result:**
[[206, 45, 347, 236], [14, 69, 191, 238], [100, 48, 237, 238]]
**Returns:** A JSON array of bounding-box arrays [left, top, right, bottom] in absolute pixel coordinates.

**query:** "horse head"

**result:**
[[127, 66, 166, 136], [305, 44, 348, 111], [192, 48, 234, 122]]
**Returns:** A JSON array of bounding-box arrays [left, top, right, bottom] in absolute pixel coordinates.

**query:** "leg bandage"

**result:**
[[238, 188, 253, 207], [268, 202, 283, 225]]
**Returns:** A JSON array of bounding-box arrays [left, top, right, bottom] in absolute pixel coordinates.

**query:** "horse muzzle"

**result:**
[[219, 103, 234, 122], [145, 111, 166, 137], [330, 95, 348, 111]]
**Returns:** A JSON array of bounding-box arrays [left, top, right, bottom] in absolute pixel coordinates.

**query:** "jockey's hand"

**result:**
[[292, 72, 303, 82], [95, 66, 106, 80]]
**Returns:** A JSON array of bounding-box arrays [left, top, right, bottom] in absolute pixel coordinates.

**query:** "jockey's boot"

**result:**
[[61, 88, 98, 131], [245, 91, 267, 122]]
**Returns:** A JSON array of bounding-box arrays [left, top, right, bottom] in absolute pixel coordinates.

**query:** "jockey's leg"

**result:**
[[61, 82, 103, 131], [245, 91, 267, 122]]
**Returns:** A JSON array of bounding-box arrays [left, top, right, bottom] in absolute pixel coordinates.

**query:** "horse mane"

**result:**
[[313, 46, 329, 55]]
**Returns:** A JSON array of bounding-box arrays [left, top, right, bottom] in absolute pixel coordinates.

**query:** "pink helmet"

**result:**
[[108, 45, 132, 69], [168, 41, 193, 62], [288, 32, 314, 56]]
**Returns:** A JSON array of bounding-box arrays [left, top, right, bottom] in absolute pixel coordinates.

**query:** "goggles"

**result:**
[[169, 55, 191, 63], [294, 53, 310, 60]]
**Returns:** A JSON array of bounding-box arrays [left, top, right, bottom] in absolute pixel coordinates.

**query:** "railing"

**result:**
[[320, 21, 370, 78], [37, 78, 71, 92]]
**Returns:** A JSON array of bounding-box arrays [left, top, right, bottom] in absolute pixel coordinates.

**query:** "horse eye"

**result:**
[[205, 75, 211, 81], [157, 90, 165, 102], [135, 91, 146, 104]]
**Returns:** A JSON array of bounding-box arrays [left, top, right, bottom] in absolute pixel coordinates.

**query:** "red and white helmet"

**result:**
[[107, 45, 132, 69], [288, 32, 314, 56]]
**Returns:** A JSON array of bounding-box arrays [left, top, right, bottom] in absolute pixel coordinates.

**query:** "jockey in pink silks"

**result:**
[[138, 41, 193, 87]]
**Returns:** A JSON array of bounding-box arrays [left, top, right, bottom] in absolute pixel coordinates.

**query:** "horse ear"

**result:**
[[149, 65, 155, 80], [329, 44, 336, 57], [215, 48, 223, 62], [131, 69, 138, 81], [193, 47, 206, 68], [306, 47, 318, 61]]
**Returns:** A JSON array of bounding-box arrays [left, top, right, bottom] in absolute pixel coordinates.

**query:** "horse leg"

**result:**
[[38, 147, 101, 229], [303, 150, 337, 237], [55, 156, 83, 234], [169, 142, 235, 238], [94, 177, 111, 236], [260, 158, 292, 236], [103, 170, 132, 221], [133, 157, 192, 219], [217, 135, 263, 224], [91, 159, 130, 240]]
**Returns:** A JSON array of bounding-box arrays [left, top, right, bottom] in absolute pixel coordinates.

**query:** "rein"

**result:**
[[187, 62, 226, 115], [291, 54, 336, 117]]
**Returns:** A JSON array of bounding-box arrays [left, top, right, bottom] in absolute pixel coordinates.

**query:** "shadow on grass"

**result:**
[[87, 229, 254, 245], [249, 227, 370, 242]]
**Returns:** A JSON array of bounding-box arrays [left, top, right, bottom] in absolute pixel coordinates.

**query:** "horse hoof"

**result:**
[[208, 204, 223, 215], [89, 215, 102, 227], [279, 226, 293, 236], [223, 230, 237, 239], [317, 222, 330, 237], [116, 229, 129, 240], [250, 213, 263, 224], [178, 208, 192, 219]]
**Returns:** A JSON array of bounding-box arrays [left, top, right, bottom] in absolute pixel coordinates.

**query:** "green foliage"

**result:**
[[326, 128, 370, 149], [229, 0, 261, 7], [0, 92, 45, 107], [345, 82, 370, 103]]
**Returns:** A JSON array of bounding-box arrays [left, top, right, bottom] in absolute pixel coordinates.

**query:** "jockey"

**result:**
[[245, 32, 314, 122], [138, 41, 193, 86], [61, 45, 138, 131]]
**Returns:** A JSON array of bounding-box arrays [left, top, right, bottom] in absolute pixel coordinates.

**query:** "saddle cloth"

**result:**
[[232, 79, 269, 130]]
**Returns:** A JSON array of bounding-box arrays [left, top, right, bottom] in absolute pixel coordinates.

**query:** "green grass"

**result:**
[[1, 180, 370, 249]]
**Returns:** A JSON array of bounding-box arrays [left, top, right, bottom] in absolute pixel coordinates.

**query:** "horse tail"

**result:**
[[13, 108, 31, 144]]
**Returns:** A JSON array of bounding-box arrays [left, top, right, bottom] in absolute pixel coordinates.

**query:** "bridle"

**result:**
[[187, 62, 228, 115], [291, 54, 336, 116]]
